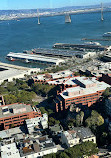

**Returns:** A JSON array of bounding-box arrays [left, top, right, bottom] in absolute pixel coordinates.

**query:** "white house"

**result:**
[[26, 113, 48, 134]]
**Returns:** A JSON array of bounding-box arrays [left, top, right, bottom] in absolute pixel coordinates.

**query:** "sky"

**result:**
[[0, 0, 111, 10]]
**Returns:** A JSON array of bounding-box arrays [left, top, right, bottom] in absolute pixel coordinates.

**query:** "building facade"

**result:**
[[54, 77, 110, 112], [101, 73, 111, 85], [0, 103, 41, 130], [61, 127, 96, 148], [26, 113, 48, 134]]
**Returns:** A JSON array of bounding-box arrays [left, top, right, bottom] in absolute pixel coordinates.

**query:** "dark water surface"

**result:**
[[0, 12, 111, 68]]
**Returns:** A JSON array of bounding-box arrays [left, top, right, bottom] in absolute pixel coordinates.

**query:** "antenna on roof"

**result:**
[[37, 9, 40, 25], [101, 3, 104, 21]]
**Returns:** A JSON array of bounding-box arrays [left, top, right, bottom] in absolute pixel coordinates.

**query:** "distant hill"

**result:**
[[0, 2, 111, 15]]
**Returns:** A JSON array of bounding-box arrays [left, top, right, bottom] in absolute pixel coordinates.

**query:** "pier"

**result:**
[[53, 43, 108, 51], [81, 38, 111, 41], [7, 52, 65, 65]]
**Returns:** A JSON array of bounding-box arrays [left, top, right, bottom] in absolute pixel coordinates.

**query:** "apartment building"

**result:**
[[0, 103, 41, 130], [54, 77, 110, 112]]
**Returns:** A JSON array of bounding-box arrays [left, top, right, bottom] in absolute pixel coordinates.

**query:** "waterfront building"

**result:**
[[103, 52, 111, 62], [0, 62, 40, 85], [7, 52, 65, 65], [54, 77, 110, 112], [0, 103, 41, 130]]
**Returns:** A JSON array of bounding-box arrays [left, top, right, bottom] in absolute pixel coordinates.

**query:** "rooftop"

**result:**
[[0, 103, 33, 118], [49, 124, 63, 132], [0, 62, 40, 84], [0, 126, 26, 139], [19, 136, 56, 157], [7, 52, 65, 65], [63, 130, 78, 140], [33, 70, 73, 81], [60, 77, 110, 99], [1, 143, 20, 158], [73, 127, 95, 139]]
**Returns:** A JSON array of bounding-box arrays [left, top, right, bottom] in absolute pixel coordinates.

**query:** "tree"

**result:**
[[43, 153, 57, 158], [48, 117, 60, 126], [103, 87, 111, 98], [0, 137, 2, 141], [58, 152, 69, 158], [0, 86, 7, 95], [4, 94, 17, 104], [75, 114, 81, 126], [80, 111, 84, 125], [39, 107, 48, 114], [85, 110, 104, 131], [43, 142, 98, 158], [67, 119, 75, 127], [7, 82, 17, 92]]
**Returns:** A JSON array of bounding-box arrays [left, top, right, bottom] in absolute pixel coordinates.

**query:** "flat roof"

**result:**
[[7, 52, 65, 64], [0, 103, 33, 119], [0, 126, 24, 139], [75, 76, 96, 85], [49, 124, 62, 132], [1, 143, 20, 158], [60, 77, 110, 99], [0, 66, 27, 81], [73, 127, 95, 139], [63, 130, 78, 140]]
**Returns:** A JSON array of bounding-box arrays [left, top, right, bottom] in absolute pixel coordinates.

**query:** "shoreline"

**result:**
[[0, 8, 110, 21]]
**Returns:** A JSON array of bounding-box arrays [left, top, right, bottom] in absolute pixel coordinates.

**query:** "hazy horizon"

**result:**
[[0, 0, 111, 10]]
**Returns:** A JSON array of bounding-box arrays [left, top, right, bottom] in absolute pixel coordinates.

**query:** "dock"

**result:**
[[7, 52, 65, 65], [81, 38, 111, 41], [31, 48, 81, 58], [53, 43, 108, 51]]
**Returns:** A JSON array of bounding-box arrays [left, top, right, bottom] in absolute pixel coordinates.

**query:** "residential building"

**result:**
[[74, 127, 96, 143], [0, 135, 57, 158], [61, 130, 80, 147], [54, 77, 110, 112], [61, 127, 96, 148], [32, 70, 73, 83], [26, 113, 48, 134], [1, 143, 21, 158], [0, 126, 25, 139], [18, 135, 57, 158], [0, 103, 41, 130]]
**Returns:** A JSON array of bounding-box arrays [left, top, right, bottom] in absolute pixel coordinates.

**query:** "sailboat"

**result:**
[[101, 3, 104, 21], [65, 14, 71, 23], [37, 9, 40, 25]]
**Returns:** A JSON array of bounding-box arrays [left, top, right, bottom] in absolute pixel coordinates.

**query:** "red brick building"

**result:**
[[0, 103, 41, 130], [54, 77, 110, 112]]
